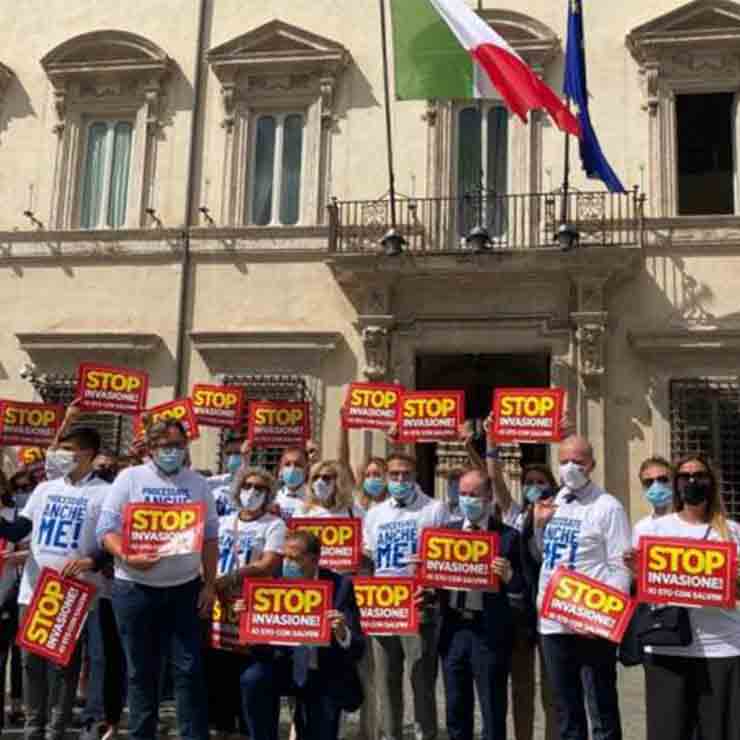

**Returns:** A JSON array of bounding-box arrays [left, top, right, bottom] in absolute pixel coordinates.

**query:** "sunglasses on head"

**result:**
[[641, 475, 670, 488]]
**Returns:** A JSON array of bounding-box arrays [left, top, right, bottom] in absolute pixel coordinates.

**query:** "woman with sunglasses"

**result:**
[[632, 456, 674, 543], [294, 460, 360, 520], [207, 467, 286, 740], [515, 464, 559, 740], [634, 456, 740, 740]]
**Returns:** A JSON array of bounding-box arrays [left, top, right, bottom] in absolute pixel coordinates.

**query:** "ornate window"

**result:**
[[627, 0, 740, 217], [427, 10, 560, 201], [206, 20, 349, 227], [671, 378, 740, 520], [41, 31, 171, 229]]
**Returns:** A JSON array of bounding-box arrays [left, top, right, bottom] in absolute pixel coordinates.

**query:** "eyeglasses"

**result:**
[[676, 472, 712, 485], [641, 475, 670, 488], [244, 484, 270, 494]]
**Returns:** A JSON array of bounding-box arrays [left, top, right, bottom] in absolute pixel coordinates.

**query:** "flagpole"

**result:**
[[561, 97, 571, 224], [379, 0, 404, 255]]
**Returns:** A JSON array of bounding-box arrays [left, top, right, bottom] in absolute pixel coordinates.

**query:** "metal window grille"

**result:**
[[217, 373, 319, 474], [670, 378, 740, 520], [25, 373, 134, 457]]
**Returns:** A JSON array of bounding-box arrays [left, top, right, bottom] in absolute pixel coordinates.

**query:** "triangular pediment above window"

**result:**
[[206, 20, 349, 82], [628, 1, 740, 62]]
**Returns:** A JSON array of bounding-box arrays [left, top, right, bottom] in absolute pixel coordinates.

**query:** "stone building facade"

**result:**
[[0, 0, 739, 523]]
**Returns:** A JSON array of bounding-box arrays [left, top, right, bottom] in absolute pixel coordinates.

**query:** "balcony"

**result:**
[[327, 188, 645, 254]]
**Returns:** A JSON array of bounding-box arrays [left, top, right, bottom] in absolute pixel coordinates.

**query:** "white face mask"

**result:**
[[559, 461, 589, 491], [239, 487, 265, 512], [45, 449, 77, 479], [312, 478, 334, 503]]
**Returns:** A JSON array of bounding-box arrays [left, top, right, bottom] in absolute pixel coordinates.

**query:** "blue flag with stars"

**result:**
[[564, 0, 625, 193]]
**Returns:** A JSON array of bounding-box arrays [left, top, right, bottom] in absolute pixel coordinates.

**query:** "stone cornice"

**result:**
[[16, 332, 161, 353], [190, 331, 343, 354], [628, 327, 740, 354], [480, 9, 561, 70]]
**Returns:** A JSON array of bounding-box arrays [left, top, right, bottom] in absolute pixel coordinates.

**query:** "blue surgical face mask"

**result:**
[[154, 447, 186, 475], [645, 481, 672, 509], [363, 477, 386, 499], [225, 454, 242, 475], [459, 495, 487, 523], [524, 484, 554, 504], [282, 559, 304, 579], [388, 480, 414, 503], [281, 465, 305, 488]]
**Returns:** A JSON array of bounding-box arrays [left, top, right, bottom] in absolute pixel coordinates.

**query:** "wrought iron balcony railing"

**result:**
[[327, 188, 645, 254]]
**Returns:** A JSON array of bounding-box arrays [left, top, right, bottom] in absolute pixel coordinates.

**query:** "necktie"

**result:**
[[455, 524, 480, 610], [293, 645, 310, 687]]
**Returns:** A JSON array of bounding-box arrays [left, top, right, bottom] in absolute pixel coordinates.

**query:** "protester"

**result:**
[[0, 427, 109, 740], [207, 432, 246, 518], [208, 466, 285, 740], [354, 458, 388, 515], [274, 448, 310, 522], [535, 435, 631, 740], [294, 460, 357, 519], [626, 455, 740, 740], [437, 467, 521, 740], [98, 419, 218, 740], [363, 453, 448, 740], [514, 464, 560, 740], [632, 456, 674, 541], [239, 530, 365, 740], [92, 450, 119, 484]]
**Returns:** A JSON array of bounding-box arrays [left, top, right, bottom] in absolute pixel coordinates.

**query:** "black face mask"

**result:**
[[96, 468, 117, 484], [681, 481, 711, 506]]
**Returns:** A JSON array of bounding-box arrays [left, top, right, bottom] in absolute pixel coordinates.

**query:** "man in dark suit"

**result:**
[[240, 530, 365, 740], [437, 468, 523, 740]]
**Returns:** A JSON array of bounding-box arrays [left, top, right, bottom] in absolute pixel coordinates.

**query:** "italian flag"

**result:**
[[390, 0, 580, 137]]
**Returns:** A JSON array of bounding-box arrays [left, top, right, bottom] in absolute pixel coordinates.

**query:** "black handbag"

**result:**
[[635, 603, 693, 647]]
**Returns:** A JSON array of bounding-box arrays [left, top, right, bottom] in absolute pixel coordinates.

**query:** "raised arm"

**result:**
[[483, 413, 513, 514]]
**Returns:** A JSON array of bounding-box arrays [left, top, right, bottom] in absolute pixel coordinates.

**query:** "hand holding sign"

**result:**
[[491, 388, 565, 444]]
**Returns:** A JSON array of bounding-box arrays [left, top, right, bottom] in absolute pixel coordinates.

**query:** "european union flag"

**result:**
[[564, 0, 625, 193]]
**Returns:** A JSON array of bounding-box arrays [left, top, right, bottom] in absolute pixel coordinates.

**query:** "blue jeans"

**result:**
[[111, 578, 208, 740], [541, 634, 622, 740]]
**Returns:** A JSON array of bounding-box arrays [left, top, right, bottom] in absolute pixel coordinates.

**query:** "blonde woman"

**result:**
[[207, 466, 286, 740], [293, 460, 359, 519], [630, 455, 740, 740]]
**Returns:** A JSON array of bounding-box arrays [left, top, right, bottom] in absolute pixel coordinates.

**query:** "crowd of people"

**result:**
[[0, 398, 736, 740]]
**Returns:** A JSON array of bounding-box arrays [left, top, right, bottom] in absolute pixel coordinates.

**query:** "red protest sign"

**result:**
[[353, 577, 419, 635], [121, 503, 206, 557], [540, 566, 636, 643], [191, 384, 245, 429], [418, 528, 500, 591], [491, 388, 565, 443], [342, 383, 401, 431], [75, 363, 149, 415], [239, 578, 333, 646], [247, 401, 310, 448], [210, 596, 250, 654], [17, 447, 45, 475], [0, 401, 63, 447], [17, 568, 96, 666], [397, 391, 464, 443], [289, 518, 362, 572], [637, 536, 738, 609], [136, 398, 200, 440]]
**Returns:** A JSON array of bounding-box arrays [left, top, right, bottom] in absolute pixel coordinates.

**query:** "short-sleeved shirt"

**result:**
[[97, 462, 218, 588], [638, 513, 740, 659], [207, 474, 237, 518], [363, 491, 449, 577], [216, 512, 286, 576], [20, 473, 108, 605]]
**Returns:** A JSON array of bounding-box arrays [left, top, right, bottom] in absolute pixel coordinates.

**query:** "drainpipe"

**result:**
[[174, 0, 209, 398]]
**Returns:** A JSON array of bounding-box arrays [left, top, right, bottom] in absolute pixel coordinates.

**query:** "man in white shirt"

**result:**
[[274, 447, 310, 522], [98, 419, 218, 740], [535, 435, 631, 740], [0, 427, 109, 740], [363, 453, 448, 740]]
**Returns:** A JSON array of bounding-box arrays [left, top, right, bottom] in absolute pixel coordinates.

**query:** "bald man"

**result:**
[[534, 435, 631, 740]]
